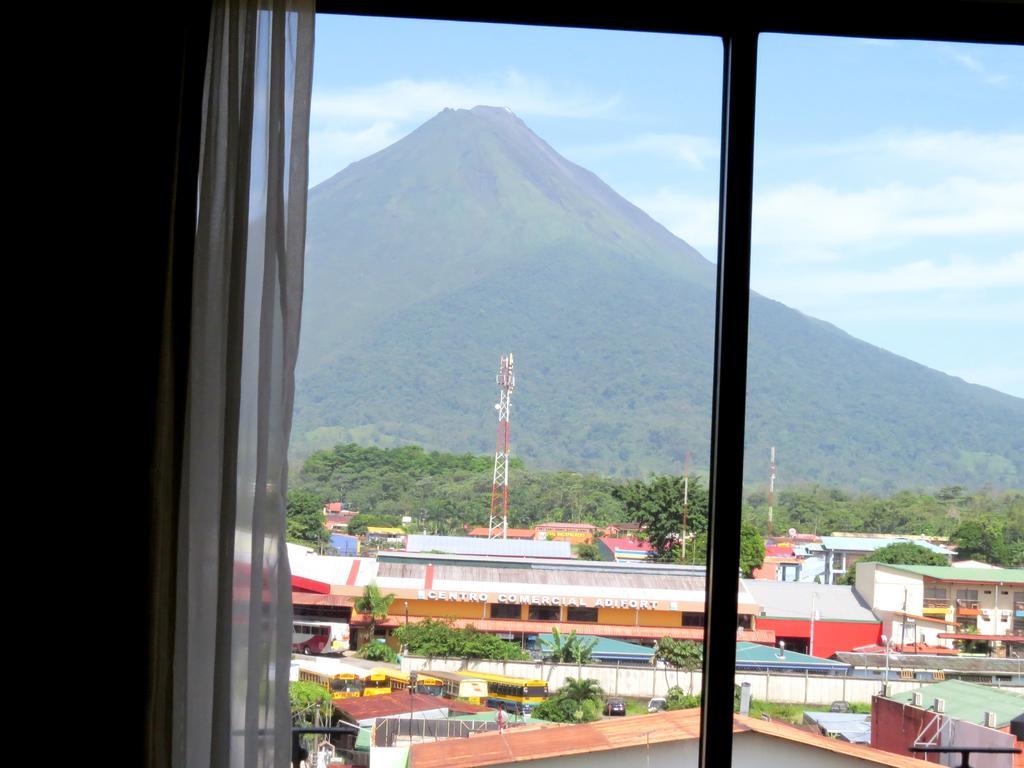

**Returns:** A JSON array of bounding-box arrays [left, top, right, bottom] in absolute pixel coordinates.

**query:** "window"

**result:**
[[148, 6, 1024, 768], [925, 586, 948, 600], [528, 605, 561, 622], [683, 612, 706, 627], [490, 603, 521, 620], [566, 606, 599, 623], [958, 589, 979, 602]]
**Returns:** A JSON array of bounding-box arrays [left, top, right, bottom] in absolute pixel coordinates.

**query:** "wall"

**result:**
[[401, 656, 1024, 704], [872, 696, 1021, 768], [755, 618, 881, 659]]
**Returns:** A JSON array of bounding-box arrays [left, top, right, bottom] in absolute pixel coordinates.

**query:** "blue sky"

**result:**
[[311, 16, 1023, 398]]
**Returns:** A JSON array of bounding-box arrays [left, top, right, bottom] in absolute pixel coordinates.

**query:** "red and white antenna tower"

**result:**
[[488, 353, 515, 539]]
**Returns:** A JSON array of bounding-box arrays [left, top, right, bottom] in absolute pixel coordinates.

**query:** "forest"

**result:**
[[288, 443, 1024, 566]]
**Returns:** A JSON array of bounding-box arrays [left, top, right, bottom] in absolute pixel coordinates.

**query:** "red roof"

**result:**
[[292, 592, 354, 606], [324, 502, 344, 513], [599, 536, 653, 551], [410, 708, 931, 768], [765, 545, 794, 557], [332, 692, 492, 721], [291, 575, 332, 594], [938, 633, 1024, 642], [348, 614, 773, 642]]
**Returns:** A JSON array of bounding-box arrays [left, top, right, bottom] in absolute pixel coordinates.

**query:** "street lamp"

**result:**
[[409, 670, 418, 745]]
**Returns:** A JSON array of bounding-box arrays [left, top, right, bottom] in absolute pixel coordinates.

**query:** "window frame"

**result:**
[[293, 5, 1024, 766]]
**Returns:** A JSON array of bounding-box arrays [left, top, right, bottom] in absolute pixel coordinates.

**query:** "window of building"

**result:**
[[490, 603, 522, 620], [683, 612, 706, 627], [958, 589, 980, 602], [566, 606, 599, 623], [528, 605, 561, 622], [924, 586, 948, 600]]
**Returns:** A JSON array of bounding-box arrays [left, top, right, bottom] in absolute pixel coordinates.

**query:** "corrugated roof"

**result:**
[[802, 712, 871, 743], [835, 651, 1024, 673], [735, 641, 848, 668], [405, 534, 571, 558], [467, 527, 537, 539], [412, 617, 773, 642], [741, 579, 879, 622], [880, 564, 1024, 584], [535, 634, 654, 659], [332, 693, 492, 722], [819, 536, 956, 556], [409, 708, 933, 768], [884, 679, 1024, 726], [599, 536, 654, 551]]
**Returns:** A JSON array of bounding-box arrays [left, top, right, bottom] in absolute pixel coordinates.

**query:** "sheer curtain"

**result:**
[[173, 2, 314, 766]]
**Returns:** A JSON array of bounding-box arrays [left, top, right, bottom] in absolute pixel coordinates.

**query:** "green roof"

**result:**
[[735, 641, 847, 667], [537, 634, 654, 658], [885, 679, 1024, 726], [881, 565, 1024, 583], [354, 726, 372, 751], [450, 711, 500, 722]]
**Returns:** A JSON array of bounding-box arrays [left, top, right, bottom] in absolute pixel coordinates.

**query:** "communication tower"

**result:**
[[487, 354, 515, 539]]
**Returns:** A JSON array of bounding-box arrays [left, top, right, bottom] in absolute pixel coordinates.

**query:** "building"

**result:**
[[597, 536, 655, 562], [466, 527, 538, 540], [811, 536, 957, 585], [855, 563, 1024, 651], [752, 543, 807, 582], [293, 550, 770, 647], [833, 652, 1024, 686], [406, 534, 572, 559], [734, 641, 850, 674], [534, 633, 655, 663], [535, 522, 600, 543], [409, 708, 935, 768], [325, 511, 359, 531], [742, 579, 882, 657], [365, 526, 408, 546], [872, 680, 1024, 768]]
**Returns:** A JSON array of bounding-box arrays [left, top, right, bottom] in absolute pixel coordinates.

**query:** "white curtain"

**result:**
[[174, 2, 314, 766]]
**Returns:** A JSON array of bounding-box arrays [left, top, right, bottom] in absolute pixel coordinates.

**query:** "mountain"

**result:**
[[293, 105, 1024, 491]]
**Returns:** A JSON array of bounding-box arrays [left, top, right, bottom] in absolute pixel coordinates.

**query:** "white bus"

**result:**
[[292, 620, 350, 655]]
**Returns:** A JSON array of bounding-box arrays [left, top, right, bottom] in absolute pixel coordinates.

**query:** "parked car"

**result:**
[[604, 697, 626, 716], [648, 697, 667, 713]]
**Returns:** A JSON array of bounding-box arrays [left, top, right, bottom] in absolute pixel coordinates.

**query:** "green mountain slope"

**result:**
[[293, 106, 1024, 491]]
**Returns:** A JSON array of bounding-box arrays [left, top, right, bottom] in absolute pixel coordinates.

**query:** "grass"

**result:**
[[747, 700, 870, 724]]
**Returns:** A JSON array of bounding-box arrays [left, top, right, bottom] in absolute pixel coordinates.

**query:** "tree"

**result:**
[[655, 637, 703, 693], [358, 642, 399, 663], [532, 678, 604, 723], [286, 488, 330, 547], [614, 475, 709, 562], [289, 681, 331, 727], [392, 618, 529, 660], [575, 542, 600, 561], [738, 521, 765, 577], [837, 542, 948, 585], [541, 628, 598, 664], [665, 686, 700, 710], [354, 582, 395, 641], [952, 519, 1008, 565]]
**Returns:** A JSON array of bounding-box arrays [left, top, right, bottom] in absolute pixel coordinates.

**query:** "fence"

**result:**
[[401, 656, 1024, 705]]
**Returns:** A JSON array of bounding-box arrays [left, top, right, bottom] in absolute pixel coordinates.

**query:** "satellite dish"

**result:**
[[788, 528, 797, 537]]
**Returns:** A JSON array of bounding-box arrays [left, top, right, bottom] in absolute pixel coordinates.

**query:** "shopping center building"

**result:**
[[289, 545, 773, 648]]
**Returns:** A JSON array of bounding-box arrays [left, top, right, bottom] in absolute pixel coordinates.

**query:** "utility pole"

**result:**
[[767, 446, 776, 537], [681, 451, 690, 563], [487, 354, 515, 539]]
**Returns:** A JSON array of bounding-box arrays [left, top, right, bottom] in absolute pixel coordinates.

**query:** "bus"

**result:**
[[385, 670, 445, 697], [360, 667, 392, 696], [427, 670, 488, 705], [292, 620, 350, 655], [297, 661, 364, 700], [460, 671, 548, 714]]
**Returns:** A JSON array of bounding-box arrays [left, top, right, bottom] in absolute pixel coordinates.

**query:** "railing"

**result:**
[[910, 746, 1021, 768], [292, 725, 360, 768], [923, 598, 950, 608]]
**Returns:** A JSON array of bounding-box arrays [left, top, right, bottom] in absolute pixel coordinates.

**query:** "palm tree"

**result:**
[[541, 628, 598, 664], [560, 677, 604, 706], [354, 582, 396, 645]]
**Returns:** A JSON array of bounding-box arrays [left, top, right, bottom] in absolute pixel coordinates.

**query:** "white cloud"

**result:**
[[952, 52, 984, 73], [625, 188, 719, 250], [311, 70, 620, 125], [947, 48, 1011, 85], [309, 123, 406, 185], [751, 177, 1024, 253], [571, 133, 718, 169]]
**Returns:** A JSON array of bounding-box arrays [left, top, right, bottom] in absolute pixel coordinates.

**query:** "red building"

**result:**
[[742, 579, 882, 658]]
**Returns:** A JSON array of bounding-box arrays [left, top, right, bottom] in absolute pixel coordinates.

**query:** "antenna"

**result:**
[[487, 354, 515, 539], [767, 446, 776, 537]]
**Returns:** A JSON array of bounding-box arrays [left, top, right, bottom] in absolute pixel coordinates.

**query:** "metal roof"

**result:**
[[332, 692, 492, 722], [405, 534, 572, 558], [535, 633, 654, 660], [835, 652, 1024, 674], [802, 712, 871, 744], [741, 579, 879, 622], [884, 679, 1024, 726], [735, 641, 848, 669], [879, 564, 1024, 584], [409, 708, 934, 768], [819, 536, 956, 556]]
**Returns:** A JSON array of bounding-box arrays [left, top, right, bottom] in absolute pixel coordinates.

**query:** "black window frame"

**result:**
[[234, 5, 1024, 766]]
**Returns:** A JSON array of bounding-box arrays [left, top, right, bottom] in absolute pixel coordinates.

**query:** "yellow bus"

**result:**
[[360, 667, 392, 696], [459, 671, 548, 713], [428, 670, 488, 705], [385, 670, 445, 697], [297, 663, 363, 700]]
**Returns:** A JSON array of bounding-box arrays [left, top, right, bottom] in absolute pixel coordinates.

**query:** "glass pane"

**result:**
[[739, 33, 1023, 760]]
